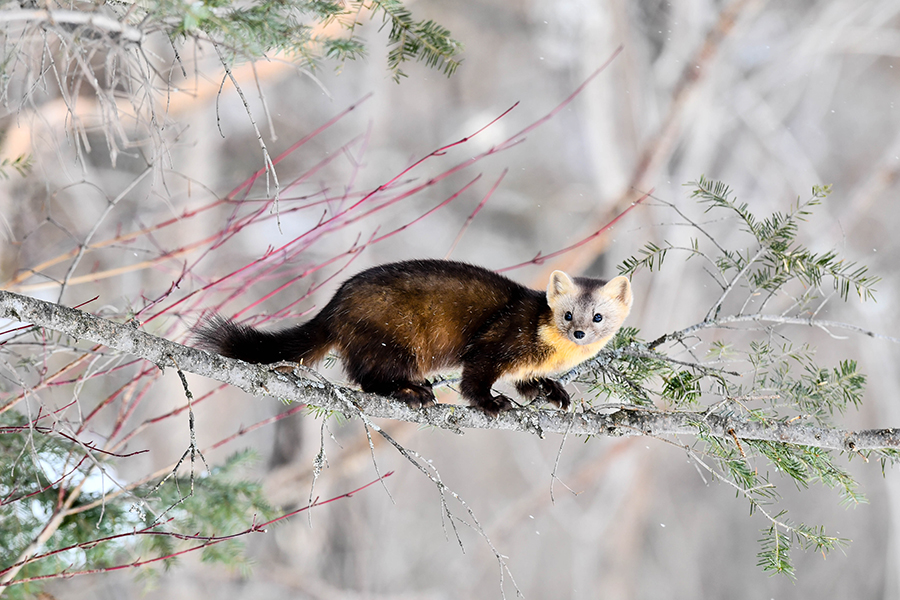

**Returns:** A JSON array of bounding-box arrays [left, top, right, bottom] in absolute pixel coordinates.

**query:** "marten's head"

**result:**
[[546, 271, 633, 346]]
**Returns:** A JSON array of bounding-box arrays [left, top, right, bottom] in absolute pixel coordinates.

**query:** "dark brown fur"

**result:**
[[195, 260, 628, 415]]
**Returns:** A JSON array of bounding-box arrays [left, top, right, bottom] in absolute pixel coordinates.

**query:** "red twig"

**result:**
[[204, 403, 309, 453], [367, 175, 483, 245], [0, 424, 148, 459], [236, 240, 369, 320], [445, 169, 507, 258], [227, 94, 373, 200], [0, 455, 89, 507], [496, 188, 651, 273]]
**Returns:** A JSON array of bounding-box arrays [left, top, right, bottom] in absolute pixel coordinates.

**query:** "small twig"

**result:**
[[497, 188, 651, 273], [678, 314, 900, 345], [704, 246, 766, 322], [56, 168, 152, 303], [330, 387, 394, 504], [144, 357, 210, 526], [308, 419, 329, 528], [549, 414, 578, 504], [213, 45, 280, 222], [370, 420, 521, 599]]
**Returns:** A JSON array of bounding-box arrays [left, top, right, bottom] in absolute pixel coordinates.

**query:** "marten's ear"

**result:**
[[602, 276, 633, 309], [547, 270, 576, 304]]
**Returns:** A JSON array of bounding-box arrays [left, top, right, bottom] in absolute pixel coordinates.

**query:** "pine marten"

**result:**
[[195, 259, 633, 415]]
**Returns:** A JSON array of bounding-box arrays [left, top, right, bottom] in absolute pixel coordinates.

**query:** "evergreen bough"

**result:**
[[586, 179, 882, 575]]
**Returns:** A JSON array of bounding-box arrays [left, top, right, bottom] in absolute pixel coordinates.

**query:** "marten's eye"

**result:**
[[593, 313, 603, 323], [564, 311, 573, 321]]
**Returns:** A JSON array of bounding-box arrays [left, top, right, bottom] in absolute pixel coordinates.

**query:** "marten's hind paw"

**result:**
[[390, 383, 436, 409], [474, 394, 514, 417]]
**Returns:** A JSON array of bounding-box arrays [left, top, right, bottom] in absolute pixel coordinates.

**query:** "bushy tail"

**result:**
[[193, 315, 332, 366]]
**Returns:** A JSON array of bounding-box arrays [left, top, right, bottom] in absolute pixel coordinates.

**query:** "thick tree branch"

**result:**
[[0, 289, 896, 452]]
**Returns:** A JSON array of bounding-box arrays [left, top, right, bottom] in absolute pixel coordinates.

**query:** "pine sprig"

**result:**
[[757, 518, 848, 577], [691, 420, 772, 498], [739, 341, 867, 425], [0, 414, 132, 595], [0, 155, 32, 180], [618, 241, 670, 276], [757, 521, 796, 577], [582, 328, 667, 406], [369, 0, 463, 81], [686, 176, 879, 302], [745, 440, 864, 503], [688, 422, 856, 576], [661, 370, 703, 406]]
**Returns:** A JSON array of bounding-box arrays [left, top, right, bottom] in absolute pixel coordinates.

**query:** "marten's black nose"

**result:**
[[574, 330, 585, 339]]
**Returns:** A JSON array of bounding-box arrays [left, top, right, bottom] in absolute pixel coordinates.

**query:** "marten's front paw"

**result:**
[[516, 378, 571, 410], [542, 380, 571, 410], [390, 384, 437, 409]]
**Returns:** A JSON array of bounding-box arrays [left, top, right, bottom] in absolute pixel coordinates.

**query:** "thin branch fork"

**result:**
[[648, 313, 900, 350], [0, 289, 896, 453]]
